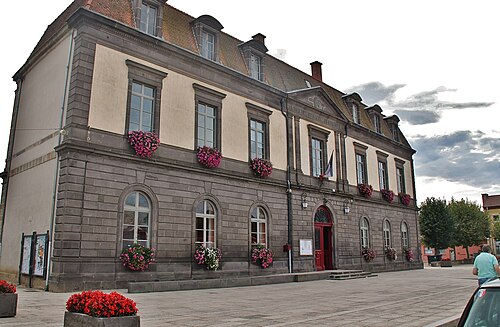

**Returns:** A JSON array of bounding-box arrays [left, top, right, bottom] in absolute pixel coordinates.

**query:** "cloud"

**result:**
[[393, 110, 441, 125], [410, 131, 500, 190], [346, 82, 495, 125]]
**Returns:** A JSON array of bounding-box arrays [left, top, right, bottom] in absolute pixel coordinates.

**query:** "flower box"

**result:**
[[251, 245, 273, 269], [358, 184, 373, 198], [385, 247, 397, 261], [250, 158, 273, 177], [404, 247, 415, 262], [196, 146, 222, 168], [381, 189, 394, 203], [127, 131, 160, 158], [399, 193, 411, 206], [0, 293, 17, 318], [194, 245, 222, 271], [120, 243, 156, 271], [361, 247, 376, 262], [64, 312, 140, 327]]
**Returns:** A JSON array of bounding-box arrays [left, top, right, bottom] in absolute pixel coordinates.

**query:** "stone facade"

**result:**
[[0, 2, 422, 291]]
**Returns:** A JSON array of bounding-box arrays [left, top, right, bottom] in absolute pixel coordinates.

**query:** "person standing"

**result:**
[[472, 245, 500, 286]]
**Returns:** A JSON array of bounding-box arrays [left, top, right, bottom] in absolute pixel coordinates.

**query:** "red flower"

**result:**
[[66, 290, 138, 317], [381, 189, 395, 203], [399, 193, 411, 206], [197, 146, 222, 168], [0, 280, 16, 293], [358, 184, 373, 198], [119, 244, 155, 271], [250, 158, 273, 177], [127, 131, 160, 158]]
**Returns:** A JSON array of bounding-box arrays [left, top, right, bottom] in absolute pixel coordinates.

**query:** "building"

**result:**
[[0, 0, 421, 291], [483, 193, 500, 253]]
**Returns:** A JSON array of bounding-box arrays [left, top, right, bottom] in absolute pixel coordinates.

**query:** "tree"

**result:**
[[419, 197, 454, 253], [493, 222, 500, 241], [449, 198, 490, 258]]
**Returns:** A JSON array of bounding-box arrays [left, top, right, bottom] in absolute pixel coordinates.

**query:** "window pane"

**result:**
[[196, 217, 204, 230], [139, 194, 149, 208], [208, 229, 215, 243], [132, 82, 142, 94], [198, 103, 206, 114], [144, 85, 154, 98], [131, 95, 141, 110], [138, 212, 149, 226], [196, 230, 204, 243], [196, 202, 204, 214], [130, 109, 140, 126], [137, 226, 148, 241], [206, 117, 214, 130], [207, 218, 215, 231], [125, 194, 136, 207], [206, 202, 215, 214], [251, 222, 257, 233], [148, 8, 156, 35], [124, 211, 135, 225], [123, 226, 134, 240], [143, 98, 153, 113], [207, 106, 214, 116]]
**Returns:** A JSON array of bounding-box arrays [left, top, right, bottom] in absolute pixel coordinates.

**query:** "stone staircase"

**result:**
[[329, 270, 376, 280]]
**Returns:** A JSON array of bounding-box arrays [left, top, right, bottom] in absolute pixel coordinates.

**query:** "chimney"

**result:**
[[252, 33, 266, 45], [310, 61, 322, 82]]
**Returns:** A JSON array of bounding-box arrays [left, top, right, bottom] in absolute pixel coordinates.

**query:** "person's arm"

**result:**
[[495, 264, 500, 275], [473, 267, 478, 275]]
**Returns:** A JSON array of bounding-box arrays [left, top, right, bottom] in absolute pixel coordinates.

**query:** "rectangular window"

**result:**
[[197, 103, 216, 148], [378, 160, 388, 190], [356, 153, 367, 184], [392, 126, 400, 142], [374, 115, 381, 134], [396, 165, 406, 194], [250, 119, 265, 159], [250, 54, 261, 80], [352, 104, 359, 124], [201, 30, 215, 61], [311, 138, 324, 177], [140, 3, 157, 36], [129, 82, 155, 132]]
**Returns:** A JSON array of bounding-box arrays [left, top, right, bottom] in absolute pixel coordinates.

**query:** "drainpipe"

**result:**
[[280, 97, 293, 273], [0, 79, 23, 259], [46, 29, 76, 290]]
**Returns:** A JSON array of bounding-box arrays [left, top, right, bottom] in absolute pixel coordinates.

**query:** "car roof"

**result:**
[[481, 279, 500, 288]]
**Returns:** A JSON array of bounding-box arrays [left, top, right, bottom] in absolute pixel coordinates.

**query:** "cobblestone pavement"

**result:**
[[3, 265, 477, 326]]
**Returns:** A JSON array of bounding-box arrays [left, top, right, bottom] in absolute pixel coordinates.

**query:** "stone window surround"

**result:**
[[193, 195, 222, 249], [354, 142, 368, 185], [246, 103, 272, 161], [193, 83, 226, 150], [125, 60, 167, 135], [194, 25, 220, 62], [241, 48, 265, 82], [117, 184, 159, 255], [132, 0, 164, 37], [308, 124, 330, 177]]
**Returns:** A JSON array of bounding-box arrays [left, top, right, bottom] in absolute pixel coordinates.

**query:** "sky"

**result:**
[[0, 0, 499, 206]]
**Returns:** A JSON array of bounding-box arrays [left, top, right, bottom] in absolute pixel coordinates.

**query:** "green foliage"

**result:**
[[493, 222, 500, 241], [419, 197, 453, 250], [449, 198, 490, 249]]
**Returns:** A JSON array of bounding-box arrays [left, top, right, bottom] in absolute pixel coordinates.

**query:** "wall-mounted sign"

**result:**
[[300, 239, 313, 256]]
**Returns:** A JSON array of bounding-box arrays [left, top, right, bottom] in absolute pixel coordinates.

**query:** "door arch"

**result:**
[[314, 206, 334, 271]]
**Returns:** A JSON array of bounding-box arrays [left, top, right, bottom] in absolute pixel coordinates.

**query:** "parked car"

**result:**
[[458, 278, 500, 326]]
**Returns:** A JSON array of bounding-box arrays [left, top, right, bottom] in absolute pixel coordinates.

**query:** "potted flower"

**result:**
[[64, 290, 140, 326], [196, 146, 222, 168], [358, 183, 373, 198], [0, 280, 17, 318], [440, 258, 452, 267], [251, 245, 273, 268], [399, 193, 411, 206], [120, 243, 156, 271], [385, 247, 397, 261], [381, 189, 394, 203], [127, 130, 160, 158], [361, 247, 376, 262], [194, 244, 222, 271], [250, 158, 273, 177], [404, 247, 414, 262]]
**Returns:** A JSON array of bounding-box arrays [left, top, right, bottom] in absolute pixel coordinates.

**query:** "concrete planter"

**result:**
[[0, 293, 17, 317], [440, 261, 453, 267], [64, 312, 140, 327]]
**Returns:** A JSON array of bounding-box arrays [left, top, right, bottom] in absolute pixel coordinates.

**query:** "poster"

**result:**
[[21, 235, 32, 274], [300, 239, 313, 256], [34, 234, 47, 277]]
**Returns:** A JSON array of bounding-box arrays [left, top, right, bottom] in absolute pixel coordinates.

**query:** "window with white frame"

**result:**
[[123, 192, 151, 249], [250, 119, 265, 159], [374, 115, 381, 134], [311, 138, 324, 177], [378, 160, 388, 190], [129, 82, 155, 132], [360, 217, 370, 248], [401, 222, 409, 248], [201, 30, 216, 61], [356, 153, 367, 184], [195, 200, 217, 248], [193, 84, 226, 150], [396, 162, 406, 194], [383, 220, 392, 249], [197, 103, 216, 148], [251, 207, 267, 247], [140, 3, 158, 36], [250, 53, 262, 81]]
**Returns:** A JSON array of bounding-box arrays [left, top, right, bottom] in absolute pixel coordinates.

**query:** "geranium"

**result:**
[[399, 193, 411, 206], [251, 245, 273, 269], [381, 189, 394, 203], [194, 245, 222, 271], [119, 243, 156, 271], [0, 280, 16, 293], [66, 290, 138, 318], [358, 183, 373, 198], [197, 146, 222, 168], [127, 130, 160, 158], [404, 247, 414, 262], [385, 247, 397, 261], [361, 247, 376, 262], [250, 158, 273, 177]]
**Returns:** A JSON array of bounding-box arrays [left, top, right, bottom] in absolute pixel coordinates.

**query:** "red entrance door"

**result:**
[[314, 206, 333, 271]]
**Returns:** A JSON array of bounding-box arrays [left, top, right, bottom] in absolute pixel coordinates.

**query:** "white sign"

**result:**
[[300, 239, 313, 256]]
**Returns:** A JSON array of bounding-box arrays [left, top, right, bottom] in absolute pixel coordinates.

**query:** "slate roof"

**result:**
[[20, 0, 413, 149]]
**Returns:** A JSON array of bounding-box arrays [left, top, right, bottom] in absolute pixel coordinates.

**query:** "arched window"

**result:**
[[123, 191, 151, 249], [195, 200, 217, 248], [360, 217, 370, 248], [251, 207, 268, 247], [383, 220, 392, 249], [401, 222, 409, 248]]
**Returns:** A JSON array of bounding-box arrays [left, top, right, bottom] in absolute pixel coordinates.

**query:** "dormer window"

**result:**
[[201, 30, 215, 61], [133, 0, 163, 37], [392, 126, 400, 142], [191, 15, 224, 63], [250, 53, 262, 80], [374, 115, 381, 134], [352, 104, 360, 124]]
